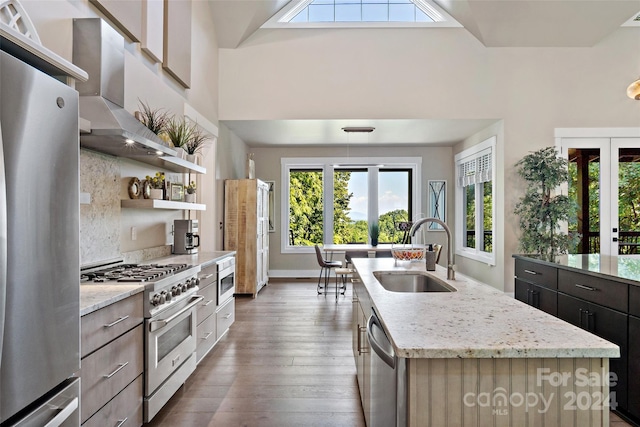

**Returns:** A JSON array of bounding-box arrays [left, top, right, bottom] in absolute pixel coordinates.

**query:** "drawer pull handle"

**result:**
[[351, 278, 361, 283], [172, 355, 180, 366], [203, 300, 214, 306], [524, 269, 539, 275], [223, 313, 232, 319], [575, 283, 597, 291], [104, 316, 129, 328], [103, 362, 129, 379], [115, 418, 128, 427], [201, 273, 214, 280], [202, 332, 213, 340]]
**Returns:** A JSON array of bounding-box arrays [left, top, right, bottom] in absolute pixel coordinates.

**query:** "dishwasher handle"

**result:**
[[367, 312, 395, 369]]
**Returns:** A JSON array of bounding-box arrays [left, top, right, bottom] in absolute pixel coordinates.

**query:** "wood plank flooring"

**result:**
[[146, 279, 365, 427]]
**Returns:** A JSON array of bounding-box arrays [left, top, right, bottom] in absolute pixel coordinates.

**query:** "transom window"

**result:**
[[282, 158, 420, 253], [263, 0, 461, 28]]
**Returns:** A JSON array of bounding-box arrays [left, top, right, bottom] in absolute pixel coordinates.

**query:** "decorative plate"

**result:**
[[128, 177, 141, 199]]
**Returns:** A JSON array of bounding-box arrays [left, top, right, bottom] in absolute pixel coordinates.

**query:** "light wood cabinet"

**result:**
[[81, 295, 144, 426], [224, 179, 269, 297]]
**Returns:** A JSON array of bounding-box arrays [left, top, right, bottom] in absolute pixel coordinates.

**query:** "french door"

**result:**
[[560, 137, 640, 256]]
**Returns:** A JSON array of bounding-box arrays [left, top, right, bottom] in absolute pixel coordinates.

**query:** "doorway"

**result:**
[[559, 136, 640, 256]]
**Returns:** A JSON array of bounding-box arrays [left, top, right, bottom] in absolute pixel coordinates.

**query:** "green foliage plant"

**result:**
[[137, 100, 169, 135], [369, 222, 379, 246], [514, 147, 579, 260], [183, 125, 209, 155], [165, 116, 194, 149], [145, 172, 165, 189], [186, 181, 197, 194]]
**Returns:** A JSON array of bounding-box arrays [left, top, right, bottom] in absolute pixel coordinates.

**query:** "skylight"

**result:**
[[263, 0, 461, 28]]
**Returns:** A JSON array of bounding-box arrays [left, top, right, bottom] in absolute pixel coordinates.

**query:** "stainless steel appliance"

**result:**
[[367, 308, 407, 427], [80, 262, 202, 423], [217, 257, 236, 305], [174, 219, 200, 255], [0, 49, 81, 425]]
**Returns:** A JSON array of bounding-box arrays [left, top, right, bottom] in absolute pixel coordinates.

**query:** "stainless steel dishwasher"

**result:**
[[367, 308, 407, 427]]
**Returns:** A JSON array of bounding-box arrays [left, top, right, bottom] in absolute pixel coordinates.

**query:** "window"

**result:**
[[455, 137, 495, 264], [262, 0, 461, 28], [282, 158, 420, 253]]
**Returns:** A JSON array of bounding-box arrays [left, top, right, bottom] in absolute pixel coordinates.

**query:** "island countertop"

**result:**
[[352, 257, 620, 359]]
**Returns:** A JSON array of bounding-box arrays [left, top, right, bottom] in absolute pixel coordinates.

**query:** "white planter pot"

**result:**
[[150, 188, 163, 200], [185, 193, 196, 203]]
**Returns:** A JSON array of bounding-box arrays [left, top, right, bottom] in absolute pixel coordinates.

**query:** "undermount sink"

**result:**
[[373, 271, 456, 293]]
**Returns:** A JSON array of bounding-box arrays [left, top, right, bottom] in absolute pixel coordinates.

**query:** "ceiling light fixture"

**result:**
[[627, 78, 640, 100], [342, 126, 375, 133]]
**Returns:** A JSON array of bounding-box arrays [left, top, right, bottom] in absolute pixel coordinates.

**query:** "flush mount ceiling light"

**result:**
[[627, 78, 640, 100], [342, 126, 375, 133]]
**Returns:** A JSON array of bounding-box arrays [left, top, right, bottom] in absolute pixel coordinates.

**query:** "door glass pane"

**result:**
[[289, 169, 323, 246], [464, 184, 475, 249], [617, 148, 640, 254], [567, 149, 600, 254], [334, 169, 368, 243], [378, 170, 410, 243]]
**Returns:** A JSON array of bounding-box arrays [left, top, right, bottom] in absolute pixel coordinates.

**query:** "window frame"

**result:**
[[454, 136, 496, 265], [281, 157, 421, 254]]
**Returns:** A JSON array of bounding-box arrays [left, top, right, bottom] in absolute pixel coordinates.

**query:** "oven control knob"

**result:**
[[172, 285, 180, 296], [152, 294, 162, 306], [159, 294, 166, 305], [191, 278, 200, 288], [164, 291, 172, 302], [181, 283, 188, 292], [185, 279, 192, 288]]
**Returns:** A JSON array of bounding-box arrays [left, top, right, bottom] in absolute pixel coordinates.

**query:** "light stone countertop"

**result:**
[[80, 251, 236, 316], [352, 257, 620, 359]]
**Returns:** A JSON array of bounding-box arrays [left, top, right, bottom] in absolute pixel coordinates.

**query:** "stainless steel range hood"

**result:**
[[72, 18, 190, 167]]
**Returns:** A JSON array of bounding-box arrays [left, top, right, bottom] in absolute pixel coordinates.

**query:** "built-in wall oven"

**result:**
[[217, 257, 235, 305]]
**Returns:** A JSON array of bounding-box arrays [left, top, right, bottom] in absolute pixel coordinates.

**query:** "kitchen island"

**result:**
[[352, 257, 619, 427]]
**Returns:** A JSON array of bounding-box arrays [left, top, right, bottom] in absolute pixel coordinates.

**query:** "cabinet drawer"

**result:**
[[196, 313, 217, 364], [198, 263, 217, 290], [558, 269, 628, 312], [81, 293, 143, 358], [82, 374, 142, 427], [630, 285, 640, 317], [196, 283, 217, 326], [515, 259, 557, 289], [81, 324, 144, 423], [216, 298, 235, 340]]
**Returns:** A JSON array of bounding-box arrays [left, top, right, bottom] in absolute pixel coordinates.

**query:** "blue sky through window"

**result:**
[[290, 0, 434, 23]]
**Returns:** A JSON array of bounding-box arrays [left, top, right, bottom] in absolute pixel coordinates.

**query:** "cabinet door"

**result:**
[[558, 293, 628, 411], [629, 316, 640, 419], [514, 278, 529, 304], [514, 279, 557, 316]]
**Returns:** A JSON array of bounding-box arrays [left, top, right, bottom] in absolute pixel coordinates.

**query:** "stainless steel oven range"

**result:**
[[81, 262, 202, 423], [217, 257, 236, 305]]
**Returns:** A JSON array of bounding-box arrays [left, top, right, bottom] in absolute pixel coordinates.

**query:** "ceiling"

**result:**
[[210, 1, 639, 148], [221, 119, 499, 147]]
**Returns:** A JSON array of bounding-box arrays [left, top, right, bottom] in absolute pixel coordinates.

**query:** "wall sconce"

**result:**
[[627, 78, 640, 100]]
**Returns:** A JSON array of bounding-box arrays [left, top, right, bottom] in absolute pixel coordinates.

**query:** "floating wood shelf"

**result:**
[[121, 199, 206, 211]]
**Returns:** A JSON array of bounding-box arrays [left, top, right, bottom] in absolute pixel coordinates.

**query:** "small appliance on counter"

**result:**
[[174, 219, 200, 254]]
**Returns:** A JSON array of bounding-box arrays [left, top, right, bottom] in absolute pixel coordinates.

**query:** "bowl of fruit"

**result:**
[[390, 244, 427, 261]]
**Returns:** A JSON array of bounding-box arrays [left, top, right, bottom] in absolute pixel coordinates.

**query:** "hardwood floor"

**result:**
[[146, 279, 366, 427]]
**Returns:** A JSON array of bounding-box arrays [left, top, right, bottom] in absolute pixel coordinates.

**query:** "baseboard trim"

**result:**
[[269, 269, 319, 279]]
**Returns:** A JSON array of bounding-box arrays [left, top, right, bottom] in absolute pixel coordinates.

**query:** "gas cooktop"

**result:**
[[81, 263, 191, 283]]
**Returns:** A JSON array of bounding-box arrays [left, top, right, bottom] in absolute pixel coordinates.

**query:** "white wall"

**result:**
[[219, 26, 640, 289]]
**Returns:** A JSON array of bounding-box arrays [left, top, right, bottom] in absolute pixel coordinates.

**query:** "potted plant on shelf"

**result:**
[[135, 100, 169, 139], [185, 181, 197, 203], [182, 125, 209, 164], [369, 222, 379, 247], [514, 146, 579, 261], [165, 116, 193, 158], [145, 172, 165, 200]]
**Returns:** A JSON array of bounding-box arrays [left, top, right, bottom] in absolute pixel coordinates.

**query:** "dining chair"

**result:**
[[314, 245, 352, 300]]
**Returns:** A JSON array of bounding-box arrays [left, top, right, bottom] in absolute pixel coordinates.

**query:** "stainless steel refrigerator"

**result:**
[[1, 49, 80, 426]]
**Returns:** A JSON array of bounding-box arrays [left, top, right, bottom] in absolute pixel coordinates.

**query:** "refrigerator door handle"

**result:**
[[43, 397, 78, 427], [0, 119, 6, 369]]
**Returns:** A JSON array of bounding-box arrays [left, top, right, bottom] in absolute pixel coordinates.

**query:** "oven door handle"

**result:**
[[149, 295, 204, 332]]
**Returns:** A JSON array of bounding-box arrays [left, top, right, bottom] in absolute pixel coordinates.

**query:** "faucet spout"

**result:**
[[408, 217, 455, 280]]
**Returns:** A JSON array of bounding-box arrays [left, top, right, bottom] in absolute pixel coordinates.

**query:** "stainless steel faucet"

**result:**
[[409, 217, 455, 280]]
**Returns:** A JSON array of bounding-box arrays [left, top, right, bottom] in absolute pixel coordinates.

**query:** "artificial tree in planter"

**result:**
[[514, 146, 579, 260]]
